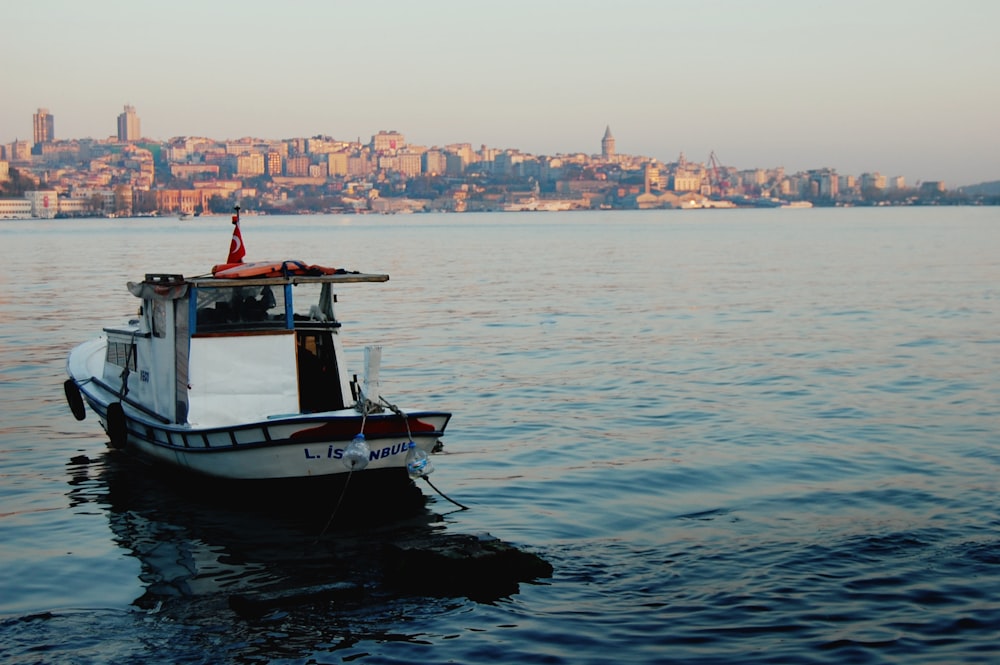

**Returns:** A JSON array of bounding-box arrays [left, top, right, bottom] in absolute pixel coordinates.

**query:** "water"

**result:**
[[1, 208, 998, 663]]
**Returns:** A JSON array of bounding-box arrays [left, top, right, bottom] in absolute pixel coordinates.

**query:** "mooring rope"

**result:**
[[118, 333, 139, 401], [313, 467, 354, 545], [313, 393, 470, 545], [314, 395, 372, 544], [422, 476, 470, 510], [379, 395, 470, 511], [378, 396, 412, 439]]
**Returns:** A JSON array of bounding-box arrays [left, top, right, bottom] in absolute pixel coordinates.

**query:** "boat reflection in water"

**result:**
[[64, 450, 550, 659], [63, 451, 450, 656], [67, 448, 437, 605]]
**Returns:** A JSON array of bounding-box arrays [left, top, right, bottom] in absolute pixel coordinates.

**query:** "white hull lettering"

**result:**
[[304, 442, 409, 462], [370, 442, 408, 460]]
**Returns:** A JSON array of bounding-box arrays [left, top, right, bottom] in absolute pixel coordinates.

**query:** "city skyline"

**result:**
[[3, 1, 999, 187]]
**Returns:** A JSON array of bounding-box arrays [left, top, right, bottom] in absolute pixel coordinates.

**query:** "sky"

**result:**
[[3, 0, 999, 186]]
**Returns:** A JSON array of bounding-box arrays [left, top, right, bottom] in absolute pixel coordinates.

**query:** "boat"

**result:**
[[64, 207, 451, 512], [502, 196, 576, 212]]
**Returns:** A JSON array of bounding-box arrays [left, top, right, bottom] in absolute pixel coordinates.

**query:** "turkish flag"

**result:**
[[228, 217, 246, 264]]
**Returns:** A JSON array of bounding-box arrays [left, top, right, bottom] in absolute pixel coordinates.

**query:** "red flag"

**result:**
[[227, 216, 246, 264]]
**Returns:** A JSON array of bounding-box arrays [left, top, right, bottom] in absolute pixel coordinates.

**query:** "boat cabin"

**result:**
[[105, 270, 388, 428]]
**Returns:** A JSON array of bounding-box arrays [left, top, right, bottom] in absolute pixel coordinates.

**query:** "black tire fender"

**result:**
[[64, 379, 87, 421], [107, 402, 128, 449]]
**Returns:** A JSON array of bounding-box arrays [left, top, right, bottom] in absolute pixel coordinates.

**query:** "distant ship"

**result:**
[[729, 197, 813, 209], [502, 197, 575, 212]]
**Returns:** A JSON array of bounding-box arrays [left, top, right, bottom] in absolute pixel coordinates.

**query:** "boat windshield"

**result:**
[[193, 285, 287, 333], [291, 282, 337, 324]]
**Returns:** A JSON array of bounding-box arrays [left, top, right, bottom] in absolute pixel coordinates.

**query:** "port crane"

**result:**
[[707, 151, 730, 196]]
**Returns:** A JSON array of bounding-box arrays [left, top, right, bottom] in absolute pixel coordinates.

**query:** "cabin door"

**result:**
[[296, 330, 347, 412]]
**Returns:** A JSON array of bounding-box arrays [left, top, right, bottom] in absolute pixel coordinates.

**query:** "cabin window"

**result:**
[[107, 341, 137, 370], [291, 282, 336, 324], [194, 285, 287, 333]]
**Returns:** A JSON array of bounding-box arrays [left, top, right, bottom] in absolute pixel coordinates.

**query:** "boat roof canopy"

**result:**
[[190, 272, 389, 288], [128, 265, 388, 300]]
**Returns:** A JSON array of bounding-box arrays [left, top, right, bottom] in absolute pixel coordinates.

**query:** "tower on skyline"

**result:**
[[601, 125, 615, 161], [33, 108, 55, 146], [117, 105, 141, 142]]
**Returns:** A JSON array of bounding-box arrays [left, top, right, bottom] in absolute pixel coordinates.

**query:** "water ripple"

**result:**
[[2, 210, 1000, 663]]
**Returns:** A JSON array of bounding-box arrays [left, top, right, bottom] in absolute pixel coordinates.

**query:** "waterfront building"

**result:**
[[33, 108, 55, 147], [170, 163, 220, 180], [740, 169, 768, 188], [839, 174, 857, 193], [445, 143, 474, 167], [285, 155, 311, 177], [306, 137, 350, 155], [808, 169, 839, 198], [347, 154, 373, 177], [11, 140, 32, 161], [117, 105, 141, 142], [25, 190, 59, 218], [56, 197, 89, 216], [397, 152, 422, 177], [673, 163, 700, 192], [225, 139, 268, 156], [859, 172, 887, 191], [266, 151, 284, 176], [378, 155, 398, 172], [494, 150, 525, 176], [445, 152, 466, 177], [644, 162, 663, 191], [540, 157, 565, 183], [327, 152, 347, 177], [478, 145, 499, 165], [670, 170, 700, 192], [0, 197, 32, 218], [305, 138, 328, 154], [422, 149, 447, 176], [236, 152, 266, 177], [371, 130, 405, 153], [69, 188, 118, 215], [164, 144, 189, 161]]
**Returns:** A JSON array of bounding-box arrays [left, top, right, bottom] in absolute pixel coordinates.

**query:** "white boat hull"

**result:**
[[76, 387, 448, 482], [67, 339, 449, 483]]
